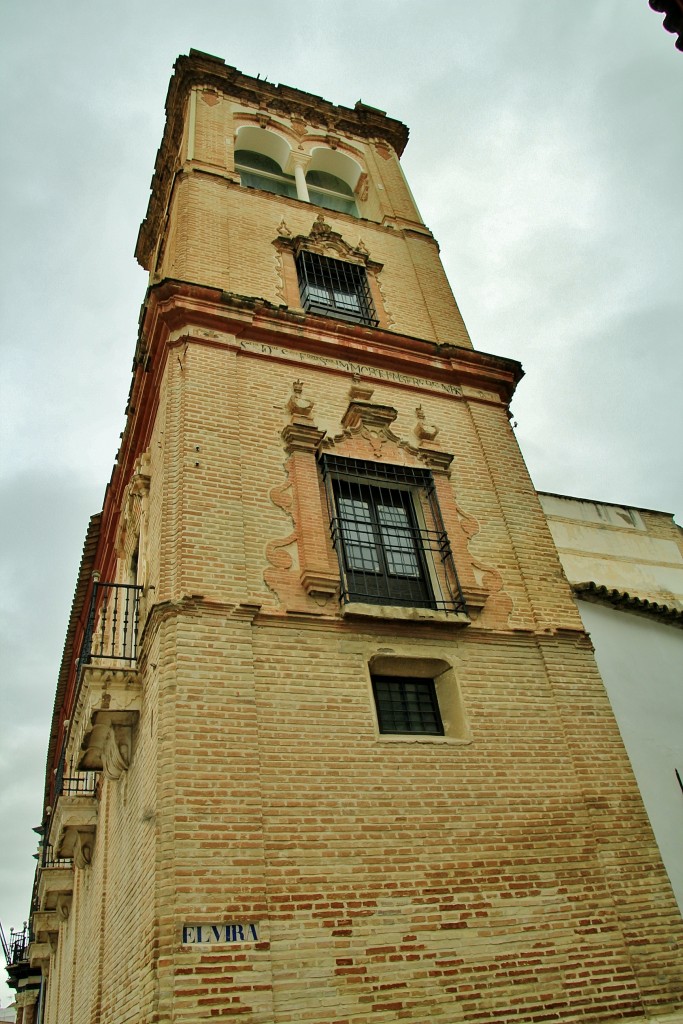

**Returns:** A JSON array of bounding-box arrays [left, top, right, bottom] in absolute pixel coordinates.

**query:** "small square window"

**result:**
[[372, 675, 444, 735], [296, 251, 378, 327], [368, 656, 472, 746]]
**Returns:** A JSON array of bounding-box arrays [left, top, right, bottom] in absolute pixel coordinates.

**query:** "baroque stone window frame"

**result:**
[[274, 215, 388, 329]]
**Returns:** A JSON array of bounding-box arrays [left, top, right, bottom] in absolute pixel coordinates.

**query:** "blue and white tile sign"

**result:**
[[182, 923, 259, 944]]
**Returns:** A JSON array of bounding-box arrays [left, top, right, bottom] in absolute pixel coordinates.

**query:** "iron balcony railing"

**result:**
[[53, 739, 98, 803], [1, 923, 29, 966], [80, 581, 142, 667], [39, 844, 73, 870], [54, 763, 98, 802]]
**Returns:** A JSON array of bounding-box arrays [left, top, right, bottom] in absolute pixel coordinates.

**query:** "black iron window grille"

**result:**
[[320, 455, 466, 613], [296, 251, 378, 327], [372, 675, 445, 735], [80, 581, 142, 668]]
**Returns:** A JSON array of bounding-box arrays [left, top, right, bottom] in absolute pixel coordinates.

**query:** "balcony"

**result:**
[[2, 922, 44, 998], [81, 580, 142, 667], [51, 771, 98, 869], [71, 580, 143, 779], [32, 910, 59, 948], [35, 846, 73, 915], [2, 923, 29, 966]]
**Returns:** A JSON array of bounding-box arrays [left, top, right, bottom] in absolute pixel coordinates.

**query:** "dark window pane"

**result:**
[[308, 189, 358, 216], [235, 150, 287, 175], [235, 151, 297, 198], [330, 478, 434, 607], [296, 251, 377, 327], [338, 496, 380, 572], [306, 170, 355, 196], [238, 169, 297, 199], [372, 676, 444, 735], [319, 455, 468, 615], [377, 504, 420, 577]]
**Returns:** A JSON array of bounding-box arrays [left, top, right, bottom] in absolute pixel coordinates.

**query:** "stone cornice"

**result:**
[[137, 279, 523, 404]]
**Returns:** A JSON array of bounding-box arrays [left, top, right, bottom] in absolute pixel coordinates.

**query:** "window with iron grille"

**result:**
[[372, 675, 445, 735], [320, 455, 466, 613], [296, 251, 378, 327]]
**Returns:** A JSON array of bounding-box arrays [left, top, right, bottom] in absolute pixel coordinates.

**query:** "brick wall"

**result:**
[[35, 56, 683, 1023]]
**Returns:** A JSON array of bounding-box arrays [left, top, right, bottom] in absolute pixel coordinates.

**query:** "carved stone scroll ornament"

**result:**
[[73, 830, 95, 870], [56, 894, 72, 921], [264, 385, 338, 607], [336, 399, 402, 460], [414, 405, 439, 442], [348, 374, 374, 403], [289, 214, 381, 272], [263, 473, 300, 608], [102, 724, 133, 781], [16, 988, 41, 1010]]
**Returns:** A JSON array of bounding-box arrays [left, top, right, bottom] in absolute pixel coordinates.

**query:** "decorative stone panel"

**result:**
[[51, 795, 98, 868], [36, 867, 73, 913], [73, 665, 141, 778]]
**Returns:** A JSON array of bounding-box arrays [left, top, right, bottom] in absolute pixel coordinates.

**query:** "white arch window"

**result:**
[[306, 170, 358, 216], [234, 125, 296, 198], [234, 149, 297, 199], [234, 127, 364, 216], [306, 147, 362, 217]]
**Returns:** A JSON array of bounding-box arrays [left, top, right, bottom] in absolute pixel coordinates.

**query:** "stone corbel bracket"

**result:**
[[32, 910, 59, 947], [28, 941, 52, 970], [73, 665, 142, 777], [55, 893, 72, 921], [37, 867, 73, 914], [52, 796, 97, 868], [101, 721, 136, 780], [341, 400, 397, 432], [72, 829, 96, 871]]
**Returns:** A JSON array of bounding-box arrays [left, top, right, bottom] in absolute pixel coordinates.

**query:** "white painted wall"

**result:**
[[539, 493, 683, 604], [577, 599, 683, 916]]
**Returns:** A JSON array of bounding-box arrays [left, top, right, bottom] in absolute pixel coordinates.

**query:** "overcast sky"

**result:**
[[1, 0, 681, 1005]]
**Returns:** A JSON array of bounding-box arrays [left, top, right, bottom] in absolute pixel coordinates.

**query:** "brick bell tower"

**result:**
[[21, 50, 683, 1024]]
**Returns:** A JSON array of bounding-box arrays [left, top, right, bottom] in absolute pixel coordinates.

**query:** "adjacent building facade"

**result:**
[[540, 493, 683, 919], [8, 51, 683, 1023]]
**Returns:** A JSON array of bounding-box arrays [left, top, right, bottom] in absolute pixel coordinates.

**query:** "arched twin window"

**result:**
[[234, 129, 360, 216]]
